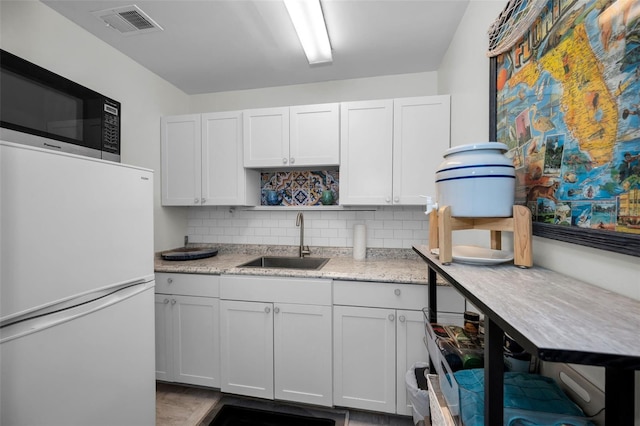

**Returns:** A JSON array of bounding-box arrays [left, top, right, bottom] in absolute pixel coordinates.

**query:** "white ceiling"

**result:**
[[42, 0, 470, 95]]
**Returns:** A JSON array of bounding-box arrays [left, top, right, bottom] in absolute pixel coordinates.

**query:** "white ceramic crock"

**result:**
[[435, 142, 515, 217]]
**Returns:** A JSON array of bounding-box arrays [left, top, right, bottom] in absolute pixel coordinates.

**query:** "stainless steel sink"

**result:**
[[238, 256, 329, 270]]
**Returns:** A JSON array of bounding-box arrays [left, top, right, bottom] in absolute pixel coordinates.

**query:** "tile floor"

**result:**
[[156, 382, 416, 426]]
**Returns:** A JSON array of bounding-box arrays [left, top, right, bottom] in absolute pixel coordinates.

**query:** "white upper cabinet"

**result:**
[[393, 96, 450, 205], [339, 100, 394, 205], [243, 103, 340, 168], [162, 96, 447, 206], [161, 114, 201, 206], [340, 96, 450, 205], [161, 112, 259, 206], [243, 107, 290, 168], [201, 112, 259, 205], [289, 103, 340, 166]]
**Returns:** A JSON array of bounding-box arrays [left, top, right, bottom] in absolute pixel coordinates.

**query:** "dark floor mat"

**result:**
[[208, 404, 335, 426]]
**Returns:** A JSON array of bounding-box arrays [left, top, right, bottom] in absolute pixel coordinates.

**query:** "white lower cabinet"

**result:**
[[274, 303, 333, 406], [153, 272, 463, 417], [333, 306, 426, 415], [396, 309, 430, 416], [219, 275, 333, 407], [155, 273, 220, 388], [333, 305, 397, 413], [219, 299, 274, 398], [333, 280, 463, 415]]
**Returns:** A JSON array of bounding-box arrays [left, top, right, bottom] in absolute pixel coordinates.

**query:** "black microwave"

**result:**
[[0, 49, 121, 162]]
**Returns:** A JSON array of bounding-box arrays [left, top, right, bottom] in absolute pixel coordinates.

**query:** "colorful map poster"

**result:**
[[494, 0, 640, 245]]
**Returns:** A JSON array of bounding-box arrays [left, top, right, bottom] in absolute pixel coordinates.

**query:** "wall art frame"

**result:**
[[489, 0, 640, 258]]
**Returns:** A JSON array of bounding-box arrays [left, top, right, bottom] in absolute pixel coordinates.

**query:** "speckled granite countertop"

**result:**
[[155, 244, 433, 285]]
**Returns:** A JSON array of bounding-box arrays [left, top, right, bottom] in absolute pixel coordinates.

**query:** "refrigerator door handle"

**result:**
[[0, 280, 154, 343], [1, 276, 153, 326]]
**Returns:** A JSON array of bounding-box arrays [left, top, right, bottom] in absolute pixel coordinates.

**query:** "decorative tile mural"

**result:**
[[260, 170, 339, 206]]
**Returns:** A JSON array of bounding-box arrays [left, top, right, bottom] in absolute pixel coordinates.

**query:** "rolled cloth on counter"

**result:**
[[353, 224, 366, 260]]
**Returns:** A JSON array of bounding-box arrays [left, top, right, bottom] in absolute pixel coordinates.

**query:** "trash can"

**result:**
[[405, 362, 430, 425]]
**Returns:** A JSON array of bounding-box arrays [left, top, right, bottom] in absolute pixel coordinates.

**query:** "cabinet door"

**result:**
[[161, 114, 202, 206], [393, 96, 450, 204], [340, 100, 393, 205], [243, 107, 290, 168], [333, 305, 396, 413], [202, 112, 259, 206], [274, 303, 332, 407], [171, 295, 220, 388], [220, 300, 274, 399], [396, 309, 428, 416], [289, 103, 340, 167], [155, 295, 172, 381]]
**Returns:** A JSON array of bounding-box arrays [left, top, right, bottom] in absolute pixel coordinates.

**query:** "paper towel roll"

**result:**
[[353, 224, 367, 260]]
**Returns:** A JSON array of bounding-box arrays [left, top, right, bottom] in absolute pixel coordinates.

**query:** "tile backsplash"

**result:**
[[260, 170, 339, 206], [187, 205, 429, 249]]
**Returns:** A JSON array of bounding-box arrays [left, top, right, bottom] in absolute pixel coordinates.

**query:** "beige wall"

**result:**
[[439, 0, 639, 301], [3, 1, 637, 297], [3, 0, 638, 419], [439, 1, 639, 419], [0, 0, 190, 251], [0, 1, 439, 253], [190, 71, 438, 112]]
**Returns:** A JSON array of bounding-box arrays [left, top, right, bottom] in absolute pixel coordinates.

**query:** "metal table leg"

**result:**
[[428, 266, 438, 373], [604, 367, 634, 425], [485, 317, 504, 425]]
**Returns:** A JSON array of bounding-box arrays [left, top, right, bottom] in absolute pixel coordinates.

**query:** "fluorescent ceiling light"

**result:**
[[284, 0, 332, 64]]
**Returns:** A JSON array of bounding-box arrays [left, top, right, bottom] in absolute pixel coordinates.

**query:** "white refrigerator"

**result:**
[[0, 141, 156, 425]]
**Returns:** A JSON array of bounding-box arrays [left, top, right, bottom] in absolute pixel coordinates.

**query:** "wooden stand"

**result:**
[[428, 205, 533, 268]]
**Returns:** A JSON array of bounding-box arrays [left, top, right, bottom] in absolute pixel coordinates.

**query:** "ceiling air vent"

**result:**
[[92, 5, 163, 36]]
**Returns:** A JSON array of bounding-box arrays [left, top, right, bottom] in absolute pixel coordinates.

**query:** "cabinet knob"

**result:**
[[283, 158, 288, 164], [394, 197, 399, 203], [194, 198, 199, 204], [290, 157, 295, 164], [274, 307, 280, 314], [394, 288, 401, 296], [399, 315, 406, 323], [265, 306, 271, 314], [171, 299, 176, 305], [163, 298, 169, 304], [388, 314, 395, 321], [201, 198, 206, 204], [167, 278, 173, 284], [385, 197, 391, 203]]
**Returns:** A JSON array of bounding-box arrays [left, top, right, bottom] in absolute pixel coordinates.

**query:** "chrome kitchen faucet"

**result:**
[[296, 212, 311, 258]]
